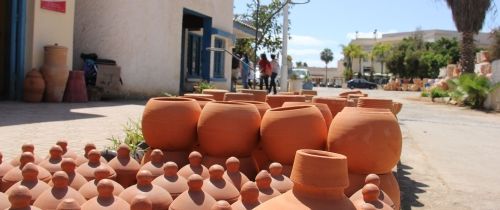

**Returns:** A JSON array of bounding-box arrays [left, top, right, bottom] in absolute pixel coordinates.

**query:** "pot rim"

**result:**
[[269, 105, 314, 112], [312, 96, 347, 102], [230, 100, 267, 105], [205, 101, 250, 106], [296, 149, 346, 160], [341, 107, 393, 113], [266, 95, 306, 98], [202, 89, 229, 93], [180, 96, 215, 102], [150, 97, 196, 102]]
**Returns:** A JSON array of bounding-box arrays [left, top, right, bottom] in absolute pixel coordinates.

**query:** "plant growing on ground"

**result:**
[[196, 80, 215, 93], [107, 119, 145, 160], [447, 74, 500, 109], [430, 87, 449, 101]]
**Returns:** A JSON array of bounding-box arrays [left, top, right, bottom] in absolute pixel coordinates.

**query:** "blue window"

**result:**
[[187, 33, 202, 77], [213, 38, 225, 78]]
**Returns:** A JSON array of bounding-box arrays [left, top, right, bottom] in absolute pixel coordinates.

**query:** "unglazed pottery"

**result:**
[[202, 156, 257, 183], [141, 149, 190, 168], [222, 157, 250, 191], [282, 102, 333, 128], [33, 171, 86, 210], [183, 93, 216, 99], [54, 158, 87, 190], [349, 174, 395, 209], [311, 97, 348, 119], [0, 192, 9, 209], [56, 199, 81, 210], [202, 89, 230, 101], [2, 152, 52, 192], [327, 107, 402, 174], [180, 95, 216, 109], [130, 195, 153, 210], [0, 152, 14, 191], [108, 144, 141, 187], [211, 200, 233, 210], [392, 102, 403, 115], [76, 149, 116, 181], [339, 90, 363, 97], [119, 170, 173, 210], [152, 162, 188, 199], [10, 144, 43, 166], [268, 162, 293, 193], [168, 174, 217, 210], [75, 143, 107, 166], [178, 151, 210, 179], [350, 184, 393, 210], [254, 170, 280, 203], [81, 179, 130, 210], [5, 163, 50, 204], [254, 149, 356, 210], [7, 186, 41, 210], [346, 173, 400, 210], [142, 97, 201, 150], [63, 71, 88, 102], [265, 95, 306, 108], [56, 140, 80, 160], [40, 64, 69, 102], [231, 181, 261, 210], [301, 90, 317, 95], [39, 145, 64, 174], [239, 89, 268, 102], [357, 98, 394, 110], [202, 165, 240, 204], [229, 101, 271, 118], [224, 93, 255, 101], [79, 167, 124, 200], [23, 69, 45, 103], [140, 149, 165, 178]]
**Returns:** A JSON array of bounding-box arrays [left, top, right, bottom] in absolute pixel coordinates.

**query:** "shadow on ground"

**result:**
[[397, 162, 428, 210]]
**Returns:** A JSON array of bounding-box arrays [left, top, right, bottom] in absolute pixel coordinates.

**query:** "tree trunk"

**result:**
[[460, 31, 476, 73]]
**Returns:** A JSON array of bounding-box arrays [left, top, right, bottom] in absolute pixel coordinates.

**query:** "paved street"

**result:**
[[1, 88, 499, 209]]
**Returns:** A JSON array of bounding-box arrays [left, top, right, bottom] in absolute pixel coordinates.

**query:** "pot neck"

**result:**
[[292, 183, 345, 200]]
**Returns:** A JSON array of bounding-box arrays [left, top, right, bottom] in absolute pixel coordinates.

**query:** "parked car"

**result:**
[[347, 78, 377, 89]]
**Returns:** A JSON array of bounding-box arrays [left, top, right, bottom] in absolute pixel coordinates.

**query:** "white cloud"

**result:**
[[289, 35, 337, 47], [346, 30, 399, 40], [286, 34, 341, 67]]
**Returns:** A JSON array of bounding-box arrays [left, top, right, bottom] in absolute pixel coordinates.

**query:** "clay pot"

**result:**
[[350, 184, 393, 210], [211, 200, 233, 210], [202, 165, 240, 204], [141, 149, 189, 169], [239, 89, 268, 102], [10, 144, 44, 166], [168, 174, 217, 210], [357, 98, 393, 110], [39, 145, 64, 174], [151, 162, 188, 199], [347, 94, 365, 107], [260, 106, 327, 166], [75, 143, 108, 166], [23, 69, 45, 103], [56, 140, 80, 161], [40, 65, 69, 102], [142, 97, 201, 150], [230, 101, 270, 118], [5, 163, 50, 203], [202, 89, 229, 101], [301, 90, 317, 96], [180, 95, 216, 109], [183, 93, 215, 99], [139, 149, 165, 178], [79, 167, 124, 200], [224, 93, 255, 101], [222, 157, 250, 191], [108, 144, 141, 187], [81, 179, 130, 210], [276, 92, 297, 95], [2, 152, 52, 192], [178, 151, 210, 179], [327, 107, 402, 174], [63, 71, 88, 103], [198, 102, 261, 157], [347, 99, 356, 107], [33, 171, 87, 210], [202, 156, 257, 182], [0, 191, 10, 210], [7, 186, 42, 210], [130, 195, 152, 210], [265, 95, 306, 108], [268, 162, 293, 193], [346, 173, 400, 210], [76, 149, 116, 181], [255, 170, 280, 203], [55, 158, 87, 190], [119, 170, 173, 210], [44, 44, 67, 66], [392, 102, 403, 115], [56, 199, 82, 210], [254, 149, 356, 210], [231, 182, 260, 210], [349, 174, 395, 209], [311, 97, 348, 119], [0, 152, 14, 191], [282, 102, 333, 128], [339, 90, 363, 97]]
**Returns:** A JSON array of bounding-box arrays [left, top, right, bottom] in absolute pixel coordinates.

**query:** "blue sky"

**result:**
[[234, 0, 500, 67]]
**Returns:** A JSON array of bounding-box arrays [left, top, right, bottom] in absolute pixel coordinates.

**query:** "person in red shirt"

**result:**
[[258, 53, 271, 91]]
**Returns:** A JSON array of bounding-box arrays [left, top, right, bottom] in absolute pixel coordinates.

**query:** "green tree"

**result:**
[[320, 48, 334, 83], [296, 61, 303, 67], [342, 44, 365, 76], [371, 43, 392, 75]]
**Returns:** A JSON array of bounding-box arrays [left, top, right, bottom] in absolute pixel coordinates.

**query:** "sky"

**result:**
[[234, 0, 500, 68]]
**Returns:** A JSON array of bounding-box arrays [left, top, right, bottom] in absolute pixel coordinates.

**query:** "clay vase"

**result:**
[[327, 107, 402, 174], [198, 102, 261, 157], [140, 149, 165, 178], [392, 102, 403, 115], [202, 156, 257, 183], [141, 149, 189, 169], [202, 165, 240, 204], [79, 166, 124, 200], [151, 162, 188, 199], [224, 93, 255, 101], [142, 97, 201, 150], [211, 200, 233, 210], [55, 158, 87, 190], [239, 89, 268, 102], [268, 162, 293, 193], [260, 106, 327, 168], [282, 102, 333, 128], [339, 90, 363, 97], [108, 144, 141, 187], [346, 173, 400, 210], [231, 182, 260, 210], [2, 152, 52, 192], [254, 170, 280, 203], [229, 101, 270, 118], [56, 199, 82, 210], [23, 69, 45, 103], [10, 144, 44, 166], [311, 97, 348, 119], [180, 95, 216, 109], [130, 195, 152, 210], [349, 174, 395, 209], [81, 179, 130, 210], [202, 89, 229, 101], [168, 174, 217, 210], [222, 157, 250, 191], [33, 171, 86, 210], [0, 191, 9, 209], [254, 149, 356, 210], [75, 143, 108, 166], [40, 64, 69, 103], [63, 71, 88, 103], [39, 145, 64, 174], [119, 170, 173, 210], [0, 152, 14, 192], [6, 186, 42, 210], [357, 98, 394, 110], [350, 184, 393, 210], [265, 95, 306, 108], [178, 151, 210, 179], [76, 149, 116, 181], [56, 140, 80, 161], [5, 163, 50, 204]]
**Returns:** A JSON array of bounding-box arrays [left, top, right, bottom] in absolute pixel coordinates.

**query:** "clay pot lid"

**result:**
[[163, 161, 179, 176], [19, 152, 35, 167], [188, 174, 204, 191], [136, 170, 154, 185], [150, 97, 196, 102], [49, 145, 64, 158], [150, 149, 164, 163], [255, 170, 272, 188], [130, 195, 152, 210], [188, 151, 203, 165], [87, 149, 101, 163], [225, 157, 240, 173], [94, 166, 111, 180], [21, 143, 35, 153], [365, 174, 381, 186], [211, 200, 232, 210], [240, 181, 259, 203], [362, 184, 380, 202], [45, 43, 68, 49], [56, 198, 81, 210], [8, 185, 32, 208], [56, 140, 68, 151], [52, 171, 70, 188], [61, 158, 77, 172], [97, 179, 115, 198], [22, 162, 39, 180], [269, 162, 283, 176], [116, 144, 131, 158], [208, 164, 225, 180], [84, 143, 97, 155]]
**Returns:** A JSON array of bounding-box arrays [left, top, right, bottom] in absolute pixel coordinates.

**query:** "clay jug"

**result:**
[[224, 93, 255, 101], [346, 173, 400, 210], [5, 163, 50, 203], [282, 102, 333, 128], [254, 149, 356, 210], [311, 97, 348, 118], [260, 106, 327, 167], [23, 69, 45, 103], [202, 89, 229, 101], [202, 156, 257, 183], [198, 101, 261, 157], [75, 143, 108, 166], [239, 89, 268, 102], [56, 199, 81, 210], [178, 151, 210, 179], [140, 149, 165, 178], [254, 170, 280, 203], [202, 165, 240, 204], [81, 179, 130, 210], [44, 44, 67, 66], [7, 186, 41, 210], [63, 71, 88, 103], [350, 184, 393, 210], [180, 95, 216, 109], [76, 149, 116, 181], [0, 152, 14, 191], [130, 195, 152, 210], [54, 158, 87, 190], [39, 145, 64, 174], [212, 200, 233, 210], [142, 97, 201, 150], [119, 170, 173, 210], [268, 162, 293, 193], [168, 174, 217, 210], [40, 65, 69, 102], [339, 90, 363, 97], [0, 191, 9, 209], [230, 101, 270, 118], [349, 174, 395, 209], [392, 102, 403, 115], [357, 98, 393, 110], [231, 181, 260, 210], [79, 166, 124, 200], [10, 144, 43, 166], [108, 144, 141, 187], [222, 157, 250, 191], [265, 95, 306, 108], [327, 107, 402, 174], [151, 162, 188, 199], [2, 152, 52, 192], [33, 171, 86, 210]]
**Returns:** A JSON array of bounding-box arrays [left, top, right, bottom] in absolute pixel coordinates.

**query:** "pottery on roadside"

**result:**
[[79, 166, 124, 200], [203, 89, 230, 101], [180, 95, 216, 109], [350, 184, 393, 210], [56, 199, 82, 210], [56, 140, 80, 161], [76, 149, 116, 181], [7, 186, 41, 210], [202, 165, 240, 204], [224, 93, 255, 101], [229, 100, 271, 118], [39, 145, 64, 174], [211, 200, 233, 210], [33, 171, 86, 210], [23, 69, 45, 103], [168, 174, 217, 210], [231, 181, 261, 210], [239, 89, 268, 102], [140, 149, 165, 178], [282, 102, 333, 128], [10, 144, 44, 166], [349, 174, 395, 209], [5, 163, 50, 204], [178, 151, 210, 179], [254, 170, 280, 203], [202, 155, 257, 182], [0, 152, 14, 192], [53, 158, 87, 190], [2, 152, 52, 192], [119, 170, 173, 210], [268, 162, 293, 193], [222, 157, 250, 191], [130, 195, 153, 210], [346, 172, 400, 210], [312, 97, 348, 119], [151, 162, 188, 199], [81, 179, 130, 210], [265, 95, 306, 108], [75, 143, 108, 166], [141, 149, 190, 169], [357, 98, 394, 110], [108, 144, 141, 187]]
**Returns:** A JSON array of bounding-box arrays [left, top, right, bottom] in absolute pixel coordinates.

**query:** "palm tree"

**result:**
[[445, 0, 493, 73], [320, 48, 334, 84], [349, 45, 367, 77], [371, 43, 392, 75]]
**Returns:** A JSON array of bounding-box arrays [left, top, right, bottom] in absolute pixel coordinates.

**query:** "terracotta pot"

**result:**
[[350, 183, 393, 210], [349, 174, 395, 209], [44, 44, 68, 66], [202, 165, 240, 204], [23, 69, 45, 103], [300, 90, 317, 96], [2, 152, 52, 192], [56, 140, 80, 161], [211, 200, 233, 210], [276, 92, 297, 95], [239, 89, 268, 102], [56, 199, 82, 210], [268, 162, 293, 193], [304, 94, 314, 102], [202, 155, 256, 181], [81, 179, 130, 209], [282, 102, 333, 128], [311, 97, 348, 119], [202, 89, 229, 101], [392, 102, 403, 115], [140, 149, 165, 178], [119, 170, 173, 210], [198, 102, 261, 157], [230, 100, 270, 118], [347, 99, 356, 107], [142, 97, 201, 150], [346, 172, 400, 210], [63, 71, 88, 103], [254, 149, 356, 210], [76, 150, 116, 181], [222, 157, 250, 191], [141, 149, 189, 169], [339, 90, 363, 97], [169, 174, 217, 210], [0, 191, 10, 209], [39, 145, 64, 174], [33, 171, 87, 210], [7, 185, 42, 210], [10, 144, 44, 166], [260, 105, 327, 165], [183, 93, 215, 99], [40, 64, 69, 102], [230, 181, 260, 210], [107, 144, 141, 187], [151, 162, 188, 199], [130, 195, 152, 210], [0, 152, 14, 192], [78, 167, 124, 200], [254, 170, 280, 203], [357, 97, 393, 110], [75, 143, 108, 166], [52, 158, 87, 190], [327, 107, 402, 174], [178, 151, 210, 179], [180, 95, 216, 109], [5, 163, 50, 204], [224, 93, 255, 101], [265, 95, 306, 108]]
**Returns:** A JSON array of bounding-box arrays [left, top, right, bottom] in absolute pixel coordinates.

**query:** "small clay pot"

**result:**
[[7, 185, 42, 210], [33, 171, 86, 210], [222, 157, 250, 191], [202, 165, 240, 204], [211, 200, 233, 210], [178, 151, 210, 179], [75, 143, 108, 166], [0, 192, 9, 209], [76, 149, 116, 181], [224, 93, 255, 101], [231, 181, 261, 210], [139, 149, 165, 178], [151, 162, 188, 199], [141, 149, 190, 168], [202, 89, 229, 101], [130, 195, 152, 210], [346, 172, 400, 210], [311, 96, 348, 119], [5, 163, 50, 203], [268, 162, 293, 193], [350, 184, 393, 210], [56, 140, 80, 161], [168, 174, 217, 210], [180, 95, 216, 109], [2, 152, 52, 192], [118, 170, 173, 210], [254, 170, 280, 203], [239, 89, 268, 102], [282, 102, 333, 128], [10, 144, 44, 166], [265, 95, 306, 108], [79, 166, 124, 200], [339, 90, 363, 97], [0, 152, 14, 191], [229, 100, 271, 118], [357, 98, 393, 110], [203, 155, 257, 182], [54, 158, 87, 190], [56, 198, 82, 210], [39, 145, 64, 174], [108, 144, 141, 187], [349, 174, 395, 209], [81, 179, 130, 210]]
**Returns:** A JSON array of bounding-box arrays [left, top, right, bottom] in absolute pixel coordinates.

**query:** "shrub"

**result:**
[[107, 119, 145, 160], [430, 87, 449, 100], [447, 74, 500, 109], [196, 80, 215, 93]]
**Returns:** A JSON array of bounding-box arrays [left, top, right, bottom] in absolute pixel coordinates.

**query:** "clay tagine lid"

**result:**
[[39, 145, 64, 174], [108, 144, 141, 187], [178, 151, 209, 179], [10, 144, 44, 166], [79, 166, 124, 200], [211, 200, 233, 210], [5, 163, 50, 203], [7, 185, 41, 210], [33, 171, 86, 209], [130, 195, 153, 210], [0, 151, 14, 179], [140, 149, 165, 178], [203, 164, 240, 204], [349, 174, 395, 209], [255, 170, 281, 203], [76, 149, 116, 181], [81, 179, 130, 209], [151, 161, 188, 199], [231, 181, 261, 210], [56, 140, 80, 160], [223, 157, 250, 191], [118, 170, 173, 210], [3, 152, 52, 191], [56, 198, 81, 210], [0, 191, 10, 210], [269, 162, 293, 193], [351, 184, 393, 210], [169, 174, 217, 210], [75, 143, 107, 166], [56, 158, 87, 190]]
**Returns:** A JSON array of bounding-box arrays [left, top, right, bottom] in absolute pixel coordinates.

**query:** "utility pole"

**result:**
[[280, 0, 289, 92], [253, 0, 260, 90]]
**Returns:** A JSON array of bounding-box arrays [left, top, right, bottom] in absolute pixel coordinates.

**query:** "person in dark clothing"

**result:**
[[258, 54, 271, 91], [269, 54, 279, 94]]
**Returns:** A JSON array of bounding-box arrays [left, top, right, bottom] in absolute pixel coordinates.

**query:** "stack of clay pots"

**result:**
[[40, 44, 70, 102]]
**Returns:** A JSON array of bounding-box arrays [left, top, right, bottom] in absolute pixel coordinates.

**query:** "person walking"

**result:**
[[269, 54, 280, 94], [258, 53, 271, 91], [241, 54, 250, 89]]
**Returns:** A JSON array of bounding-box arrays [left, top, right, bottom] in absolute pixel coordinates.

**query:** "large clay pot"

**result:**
[[202, 165, 240, 204], [2, 153, 52, 192], [230, 101, 270, 118], [40, 65, 69, 102], [254, 149, 356, 210], [63, 71, 88, 103], [349, 174, 395, 209], [55, 158, 87, 190], [357, 98, 393, 110], [78, 167, 124, 200], [141, 149, 189, 169], [168, 174, 217, 210], [198, 102, 261, 157], [81, 179, 130, 210], [23, 69, 45, 103], [56, 199, 82, 210], [265, 95, 306, 108], [0, 191, 10, 209], [107, 144, 141, 187], [282, 102, 333, 128], [151, 162, 188, 199], [346, 172, 400, 210], [268, 162, 293, 193], [312, 97, 348, 119], [230, 182, 260, 210], [142, 97, 201, 150], [10, 144, 44, 166], [76, 150, 116, 181], [44, 44, 67, 66], [327, 107, 402, 174], [255, 170, 280, 203], [6, 186, 42, 210], [0, 152, 14, 192], [178, 151, 210, 179], [222, 157, 250, 191], [239, 89, 268, 102], [260, 106, 327, 165], [33, 171, 86, 210], [119, 170, 173, 210], [140, 149, 165, 178], [5, 163, 50, 204], [202, 89, 229, 101], [180, 95, 216, 109], [39, 145, 64, 174], [224, 93, 255, 101], [202, 155, 257, 181]]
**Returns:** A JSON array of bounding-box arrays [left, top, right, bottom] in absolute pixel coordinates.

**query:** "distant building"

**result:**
[[304, 67, 343, 85]]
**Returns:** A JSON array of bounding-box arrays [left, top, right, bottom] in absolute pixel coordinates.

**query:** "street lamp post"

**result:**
[[280, 0, 289, 92]]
